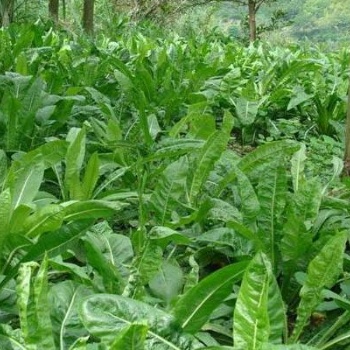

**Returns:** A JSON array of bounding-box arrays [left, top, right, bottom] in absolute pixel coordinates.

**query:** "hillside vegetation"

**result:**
[[0, 2, 350, 349], [218, 0, 350, 43]]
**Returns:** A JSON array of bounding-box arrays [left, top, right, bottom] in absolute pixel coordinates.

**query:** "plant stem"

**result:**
[[308, 310, 350, 347]]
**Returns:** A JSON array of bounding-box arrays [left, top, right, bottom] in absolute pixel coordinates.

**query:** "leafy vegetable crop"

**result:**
[[0, 21, 349, 350]]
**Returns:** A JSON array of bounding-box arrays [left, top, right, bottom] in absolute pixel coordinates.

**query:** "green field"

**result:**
[[1, 2, 350, 349]]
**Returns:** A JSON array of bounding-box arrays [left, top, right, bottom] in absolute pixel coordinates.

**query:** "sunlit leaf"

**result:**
[[173, 261, 248, 334], [290, 231, 347, 342]]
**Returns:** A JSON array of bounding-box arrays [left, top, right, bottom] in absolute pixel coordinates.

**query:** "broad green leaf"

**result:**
[[149, 261, 184, 305], [268, 274, 287, 344], [183, 255, 199, 293], [173, 261, 248, 334], [216, 141, 299, 195], [148, 114, 161, 140], [0, 188, 12, 253], [257, 160, 287, 268], [321, 289, 350, 311], [188, 112, 233, 203], [81, 152, 100, 200], [83, 231, 125, 294], [227, 221, 263, 250], [233, 253, 271, 350], [0, 277, 16, 316], [150, 157, 190, 225], [62, 200, 126, 222], [0, 149, 7, 186], [9, 140, 67, 170], [323, 156, 344, 191], [147, 139, 204, 162], [133, 241, 163, 286], [9, 204, 32, 234], [208, 198, 242, 222], [190, 114, 216, 140], [89, 221, 134, 267], [196, 228, 237, 247], [110, 324, 148, 350], [287, 86, 313, 111], [281, 179, 323, 291], [0, 324, 27, 350], [22, 204, 65, 239], [49, 281, 92, 349], [290, 231, 347, 342], [235, 97, 259, 126], [49, 257, 92, 284], [16, 257, 55, 350], [149, 226, 191, 247], [22, 219, 93, 262], [290, 144, 307, 192], [93, 167, 129, 199], [16, 53, 28, 75], [188, 129, 223, 201], [10, 162, 44, 209], [80, 294, 198, 349], [64, 127, 86, 200], [235, 166, 260, 222], [239, 142, 299, 179], [169, 102, 209, 138], [0, 220, 94, 288]]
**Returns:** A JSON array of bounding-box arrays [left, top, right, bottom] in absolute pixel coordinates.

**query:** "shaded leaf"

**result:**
[[149, 261, 184, 305]]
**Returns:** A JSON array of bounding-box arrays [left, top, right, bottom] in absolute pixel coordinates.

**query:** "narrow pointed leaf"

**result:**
[[62, 200, 126, 222], [189, 111, 233, 203], [110, 324, 148, 350], [17, 257, 56, 350], [81, 152, 100, 200], [10, 163, 44, 209], [235, 166, 260, 222], [290, 144, 306, 192], [233, 253, 271, 350], [290, 231, 347, 342], [0, 220, 94, 290], [257, 160, 287, 268], [216, 141, 299, 195], [173, 261, 248, 333], [64, 127, 86, 199], [22, 204, 65, 238], [0, 188, 12, 252]]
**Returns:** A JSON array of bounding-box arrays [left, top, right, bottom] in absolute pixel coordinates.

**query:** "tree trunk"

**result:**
[[82, 0, 95, 35], [248, 0, 257, 42], [1, 0, 13, 27], [343, 75, 350, 176], [48, 0, 59, 22], [62, 0, 66, 20]]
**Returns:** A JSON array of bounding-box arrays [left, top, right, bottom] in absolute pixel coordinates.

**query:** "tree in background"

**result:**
[[82, 0, 94, 35], [142, 0, 281, 42], [231, 0, 277, 41], [0, 0, 14, 26], [48, 0, 59, 22]]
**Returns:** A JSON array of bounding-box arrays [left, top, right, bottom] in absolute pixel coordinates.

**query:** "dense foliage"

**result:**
[[0, 20, 350, 349], [218, 0, 350, 43]]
